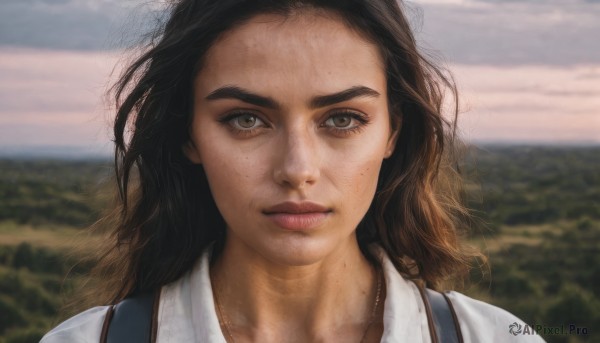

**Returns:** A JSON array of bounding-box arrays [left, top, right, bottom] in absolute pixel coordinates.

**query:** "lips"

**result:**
[[263, 201, 331, 230], [263, 201, 330, 214]]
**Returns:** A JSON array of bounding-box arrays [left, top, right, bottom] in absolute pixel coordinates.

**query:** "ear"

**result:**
[[183, 140, 202, 164], [384, 129, 399, 158]]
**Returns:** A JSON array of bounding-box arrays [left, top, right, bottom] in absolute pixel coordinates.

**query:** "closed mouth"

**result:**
[[263, 201, 331, 215]]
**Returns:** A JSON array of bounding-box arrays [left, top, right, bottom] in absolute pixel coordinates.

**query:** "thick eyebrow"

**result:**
[[205, 85, 380, 109], [206, 86, 279, 109], [309, 86, 380, 109]]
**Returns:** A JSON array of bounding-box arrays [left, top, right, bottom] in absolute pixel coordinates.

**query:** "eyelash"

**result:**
[[321, 110, 370, 136], [218, 109, 371, 137], [218, 110, 268, 137]]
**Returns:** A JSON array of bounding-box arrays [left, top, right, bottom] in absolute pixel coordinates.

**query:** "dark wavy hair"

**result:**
[[87, 0, 479, 304]]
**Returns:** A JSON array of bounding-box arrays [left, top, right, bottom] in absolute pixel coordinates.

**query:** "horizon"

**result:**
[[2, 141, 599, 161]]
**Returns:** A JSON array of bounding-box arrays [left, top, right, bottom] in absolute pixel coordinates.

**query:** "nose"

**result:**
[[273, 128, 321, 190]]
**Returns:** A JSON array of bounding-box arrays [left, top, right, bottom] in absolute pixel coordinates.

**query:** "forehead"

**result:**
[[195, 10, 386, 100]]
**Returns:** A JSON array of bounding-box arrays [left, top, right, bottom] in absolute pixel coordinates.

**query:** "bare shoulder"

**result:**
[[40, 306, 109, 343], [445, 292, 546, 342]]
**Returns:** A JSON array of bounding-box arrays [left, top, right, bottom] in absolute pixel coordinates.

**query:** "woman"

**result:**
[[42, 0, 544, 342]]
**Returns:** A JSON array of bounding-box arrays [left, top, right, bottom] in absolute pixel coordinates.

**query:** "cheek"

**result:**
[[345, 158, 382, 197], [200, 151, 264, 231], [194, 129, 268, 212], [204, 152, 260, 190], [327, 141, 387, 204], [324, 155, 382, 233]]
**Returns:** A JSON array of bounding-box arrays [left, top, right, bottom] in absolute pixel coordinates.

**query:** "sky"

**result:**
[[0, 0, 599, 156]]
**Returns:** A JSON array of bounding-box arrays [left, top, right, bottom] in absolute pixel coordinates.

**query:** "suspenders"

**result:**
[[419, 287, 464, 343], [100, 286, 463, 343], [100, 291, 159, 343]]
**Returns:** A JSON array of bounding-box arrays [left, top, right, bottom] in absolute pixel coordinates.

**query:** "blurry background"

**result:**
[[0, 0, 598, 342]]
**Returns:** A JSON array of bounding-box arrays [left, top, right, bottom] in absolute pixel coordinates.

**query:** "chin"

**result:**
[[252, 234, 351, 267]]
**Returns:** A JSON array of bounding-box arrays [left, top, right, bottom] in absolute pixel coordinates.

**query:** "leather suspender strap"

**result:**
[[150, 290, 160, 343], [441, 292, 464, 343], [418, 285, 464, 343], [99, 304, 115, 343], [100, 290, 160, 343]]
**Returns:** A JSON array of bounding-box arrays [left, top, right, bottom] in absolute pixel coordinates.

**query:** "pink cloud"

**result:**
[[452, 64, 600, 143], [0, 48, 119, 147], [0, 49, 598, 148]]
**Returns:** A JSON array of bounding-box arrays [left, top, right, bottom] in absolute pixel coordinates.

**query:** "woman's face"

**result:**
[[187, 11, 397, 266]]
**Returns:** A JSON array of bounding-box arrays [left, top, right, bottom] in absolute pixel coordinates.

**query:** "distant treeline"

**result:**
[[1, 146, 598, 229], [465, 145, 600, 231], [0, 159, 112, 227]]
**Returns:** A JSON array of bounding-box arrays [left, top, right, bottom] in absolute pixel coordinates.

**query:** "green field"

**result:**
[[0, 146, 598, 343]]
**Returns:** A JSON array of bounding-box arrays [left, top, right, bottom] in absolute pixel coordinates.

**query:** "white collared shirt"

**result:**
[[41, 247, 545, 342]]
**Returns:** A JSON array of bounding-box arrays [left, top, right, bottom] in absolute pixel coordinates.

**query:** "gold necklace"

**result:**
[[213, 267, 383, 343]]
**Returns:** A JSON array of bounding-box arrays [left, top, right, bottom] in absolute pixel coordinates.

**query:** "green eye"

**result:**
[[218, 111, 269, 136], [324, 113, 361, 129], [330, 115, 352, 128], [321, 111, 370, 136], [235, 114, 258, 128], [226, 113, 265, 130]]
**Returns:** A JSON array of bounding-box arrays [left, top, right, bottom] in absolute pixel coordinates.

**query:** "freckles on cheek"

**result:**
[[336, 158, 381, 198], [356, 165, 380, 196], [334, 135, 389, 194], [207, 153, 248, 181], [201, 143, 266, 194]]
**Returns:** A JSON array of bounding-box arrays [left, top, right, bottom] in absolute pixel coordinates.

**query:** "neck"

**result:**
[[209, 234, 383, 342]]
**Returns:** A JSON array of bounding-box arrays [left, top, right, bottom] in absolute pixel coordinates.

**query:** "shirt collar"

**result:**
[[160, 245, 429, 342]]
